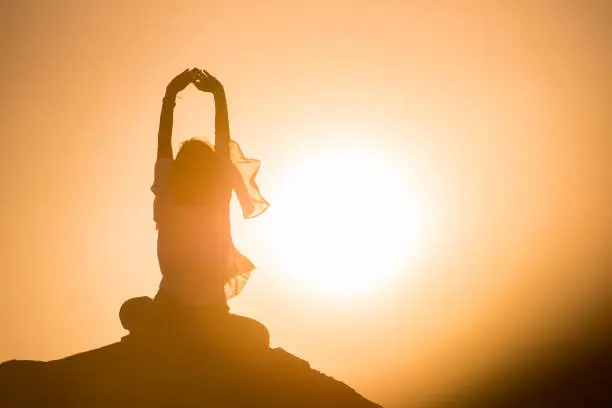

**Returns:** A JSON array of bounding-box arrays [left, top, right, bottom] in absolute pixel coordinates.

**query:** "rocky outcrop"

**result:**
[[0, 298, 381, 408]]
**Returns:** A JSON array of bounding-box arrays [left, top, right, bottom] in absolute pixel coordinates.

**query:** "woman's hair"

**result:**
[[170, 138, 226, 205]]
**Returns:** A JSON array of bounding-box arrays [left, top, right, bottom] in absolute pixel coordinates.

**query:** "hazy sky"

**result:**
[[2, 1, 611, 406]]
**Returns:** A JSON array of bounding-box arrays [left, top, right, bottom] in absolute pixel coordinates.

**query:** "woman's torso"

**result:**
[[155, 189, 233, 304]]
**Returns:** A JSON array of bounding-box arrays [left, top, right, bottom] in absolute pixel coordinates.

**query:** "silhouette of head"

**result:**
[[170, 138, 226, 205]]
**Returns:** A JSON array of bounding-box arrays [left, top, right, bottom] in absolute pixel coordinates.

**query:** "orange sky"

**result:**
[[2, 1, 611, 406]]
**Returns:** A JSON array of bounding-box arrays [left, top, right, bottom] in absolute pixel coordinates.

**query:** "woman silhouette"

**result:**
[[153, 68, 268, 309], [121, 68, 269, 344]]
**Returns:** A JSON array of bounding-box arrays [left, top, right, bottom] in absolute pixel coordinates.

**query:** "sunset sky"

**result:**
[[1, 1, 611, 406]]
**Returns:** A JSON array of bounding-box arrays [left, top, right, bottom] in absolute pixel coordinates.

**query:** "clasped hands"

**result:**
[[166, 68, 223, 98]]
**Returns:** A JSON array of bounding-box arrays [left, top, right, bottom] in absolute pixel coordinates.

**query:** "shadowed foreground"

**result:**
[[0, 299, 381, 408], [430, 300, 612, 408], [432, 341, 612, 408]]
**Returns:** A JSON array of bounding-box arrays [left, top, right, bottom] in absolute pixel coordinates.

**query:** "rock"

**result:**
[[0, 298, 381, 408]]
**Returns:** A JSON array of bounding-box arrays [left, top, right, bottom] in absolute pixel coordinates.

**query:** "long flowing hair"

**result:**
[[169, 138, 226, 205]]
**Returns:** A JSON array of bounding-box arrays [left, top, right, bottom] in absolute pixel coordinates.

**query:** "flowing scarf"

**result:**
[[223, 140, 269, 298]]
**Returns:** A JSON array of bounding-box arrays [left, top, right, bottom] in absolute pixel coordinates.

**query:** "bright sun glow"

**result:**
[[269, 149, 433, 298]]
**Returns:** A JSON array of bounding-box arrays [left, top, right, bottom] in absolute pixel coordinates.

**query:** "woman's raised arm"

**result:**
[[157, 69, 194, 159], [192, 69, 230, 159]]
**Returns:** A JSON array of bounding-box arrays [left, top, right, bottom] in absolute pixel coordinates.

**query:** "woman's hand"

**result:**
[[191, 69, 224, 94], [166, 69, 195, 97]]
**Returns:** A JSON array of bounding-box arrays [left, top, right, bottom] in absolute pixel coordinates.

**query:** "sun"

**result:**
[[267, 149, 432, 298]]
